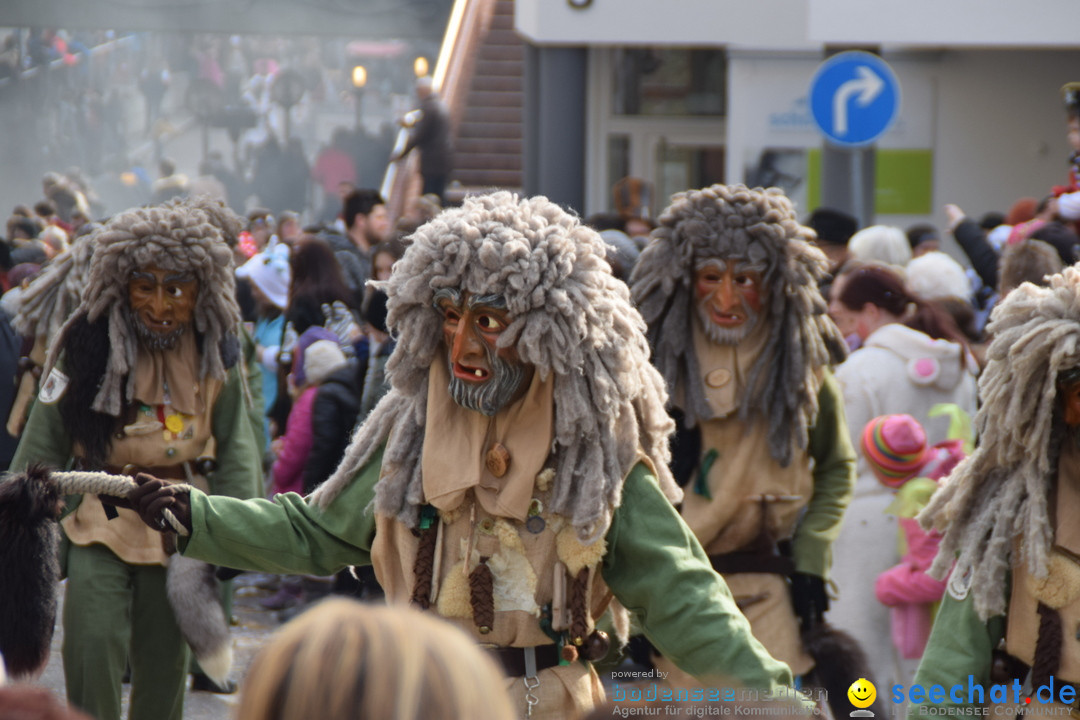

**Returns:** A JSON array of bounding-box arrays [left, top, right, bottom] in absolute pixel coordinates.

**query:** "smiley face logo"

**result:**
[[848, 678, 877, 709]]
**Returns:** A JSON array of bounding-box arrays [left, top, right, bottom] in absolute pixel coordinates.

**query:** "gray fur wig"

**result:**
[[42, 200, 241, 417], [310, 191, 679, 542], [15, 231, 98, 343], [630, 184, 847, 467], [920, 267, 1080, 620]]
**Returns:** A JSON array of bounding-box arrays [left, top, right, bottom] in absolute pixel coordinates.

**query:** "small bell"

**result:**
[[581, 630, 611, 662]]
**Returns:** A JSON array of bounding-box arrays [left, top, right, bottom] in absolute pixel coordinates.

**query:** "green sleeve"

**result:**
[[793, 370, 856, 578], [10, 390, 73, 472], [906, 591, 1005, 717], [209, 365, 263, 500], [603, 463, 794, 691], [180, 449, 381, 576], [240, 325, 267, 454]]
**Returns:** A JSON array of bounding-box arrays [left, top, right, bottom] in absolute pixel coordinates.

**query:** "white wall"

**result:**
[[517, 0, 1080, 49], [516, 0, 812, 49], [808, 0, 1080, 47], [932, 50, 1077, 225]]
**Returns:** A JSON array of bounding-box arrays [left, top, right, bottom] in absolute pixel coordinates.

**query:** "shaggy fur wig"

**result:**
[[311, 191, 678, 542], [15, 231, 98, 343], [920, 267, 1080, 620], [630, 184, 847, 467], [42, 199, 241, 417]]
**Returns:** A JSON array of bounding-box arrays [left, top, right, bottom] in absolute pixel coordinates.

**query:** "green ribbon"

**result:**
[[694, 449, 719, 500]]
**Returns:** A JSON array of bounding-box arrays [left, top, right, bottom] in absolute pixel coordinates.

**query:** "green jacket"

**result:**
[[182, 450, 796, 692], [794, 370, 856, 578], [906, 591, 1007, 717]]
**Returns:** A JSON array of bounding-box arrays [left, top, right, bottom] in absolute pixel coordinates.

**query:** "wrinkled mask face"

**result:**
[[127, 264, 199, 350], [1061, 376, 1080, 428], [692, 257, 766, 345], [433, 288, 533, 416]]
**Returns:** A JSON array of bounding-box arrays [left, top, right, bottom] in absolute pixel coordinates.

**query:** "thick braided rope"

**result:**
[[50, 470, 192, 536]]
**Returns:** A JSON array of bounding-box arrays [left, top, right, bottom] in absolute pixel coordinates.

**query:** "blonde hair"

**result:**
[[236, 599, 515, 720]]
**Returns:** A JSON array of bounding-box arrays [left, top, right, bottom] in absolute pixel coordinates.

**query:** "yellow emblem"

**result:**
[[847, 678, 876, 709]]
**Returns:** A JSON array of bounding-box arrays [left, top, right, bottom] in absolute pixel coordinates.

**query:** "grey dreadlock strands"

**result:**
[[41, 199, 243, 417], [919, 267, 1080, 620], [15, 231, 98, 345], [311, 191, 678, 543], [630, 183, 847, 468]]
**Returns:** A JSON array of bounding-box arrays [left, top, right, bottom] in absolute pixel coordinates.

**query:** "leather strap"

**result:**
[[709, 550, 795, 576], [488, 644, 561, 677]]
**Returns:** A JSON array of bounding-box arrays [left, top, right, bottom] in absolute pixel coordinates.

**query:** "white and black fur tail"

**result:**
[[166, 555, 232, 685]]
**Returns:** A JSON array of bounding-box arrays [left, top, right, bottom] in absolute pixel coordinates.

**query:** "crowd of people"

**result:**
[[3, 81, 1080, 720]]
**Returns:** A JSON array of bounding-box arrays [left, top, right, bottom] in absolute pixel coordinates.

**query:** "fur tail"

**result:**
[[802, 623, 889, 719], [0, 467, 64, 679], [166, 555, 233, 684]]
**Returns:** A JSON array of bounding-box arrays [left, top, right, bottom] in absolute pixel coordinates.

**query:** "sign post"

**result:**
[[809, 50, 900, 226]]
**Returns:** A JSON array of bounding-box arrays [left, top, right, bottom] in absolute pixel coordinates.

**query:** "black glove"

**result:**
[[789, 572, 828, 633], [128, 473, 192, 533]]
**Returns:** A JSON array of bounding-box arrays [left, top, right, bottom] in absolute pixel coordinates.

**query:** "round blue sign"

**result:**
[[809, 51, 900, 147]]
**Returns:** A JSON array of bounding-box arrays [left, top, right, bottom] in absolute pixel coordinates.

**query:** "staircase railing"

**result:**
[[381, 0, 496, 221]]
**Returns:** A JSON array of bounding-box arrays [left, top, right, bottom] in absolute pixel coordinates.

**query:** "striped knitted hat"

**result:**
[[861, 414, 932, 488]]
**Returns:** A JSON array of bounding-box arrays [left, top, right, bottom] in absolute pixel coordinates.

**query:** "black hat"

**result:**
[[806, 207, 858, 247]]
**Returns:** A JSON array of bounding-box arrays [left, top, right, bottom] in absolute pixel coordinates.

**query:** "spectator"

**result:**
[[829, 263, 977, 691], [906, 223, 940, 258], [235, 599, 516, 720], [905, 250, 971, 305], [320, 188, 390, 296], [311, 128, 358, 225], [806, 206, 858, 278], [277, 210, 302, 247], [863, 413, 965, 688], [1029, 220, 1080, 266], [848, 224, 912, 268], [272, 237, 360, 434], [998, 239, 1062, 298], [0, 686, 93, 720], [392, 76, 453, 202], [236, 250, 290, 446], [270, 329, 346, 497], [150, 158, 189, 204]]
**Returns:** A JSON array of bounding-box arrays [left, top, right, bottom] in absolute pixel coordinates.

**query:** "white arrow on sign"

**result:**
[[832, 65, 884, 137]]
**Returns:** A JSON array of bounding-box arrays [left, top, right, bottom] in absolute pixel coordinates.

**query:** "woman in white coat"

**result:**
[[828, 263, 978, 691]]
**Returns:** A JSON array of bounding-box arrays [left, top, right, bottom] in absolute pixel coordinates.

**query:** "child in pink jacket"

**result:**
[[861, 414, 965, 669], [270, 327, 347, 496]]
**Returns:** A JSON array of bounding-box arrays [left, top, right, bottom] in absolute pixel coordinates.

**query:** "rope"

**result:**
[[49, 470, 192, 536]]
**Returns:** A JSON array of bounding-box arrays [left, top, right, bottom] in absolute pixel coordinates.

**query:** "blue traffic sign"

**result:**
[[809, 51, 900, 147]]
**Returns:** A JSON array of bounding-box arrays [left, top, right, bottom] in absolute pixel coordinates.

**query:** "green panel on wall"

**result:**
[[807, 149, 822, 212], [805, 147, 931, 215], [875, 149, 933, 215]]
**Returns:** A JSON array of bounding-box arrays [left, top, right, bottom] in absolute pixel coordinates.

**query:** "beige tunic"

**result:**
[[372, 491, 610, 719], [62, 337, 220, 565], [677, 319, 816, 676], [371, 365, 612, 719], [1005, 443, 1080, 686]]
